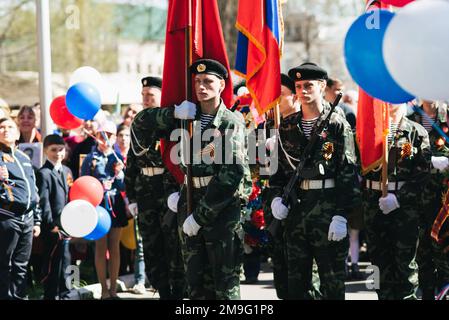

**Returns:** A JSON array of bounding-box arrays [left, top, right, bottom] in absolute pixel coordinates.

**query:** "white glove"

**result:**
[[431, 156, 449, 171], [115, 170, 125, 180], [128, 203, 138, 217], [174, 100, 197, 120], [327, 215, 347, 241], [167, 192, 180, 213], [265, 136, 277, 151], [270, 197, 289, 220], [378, 193, 400, 215], [183, 214, 201, 237]]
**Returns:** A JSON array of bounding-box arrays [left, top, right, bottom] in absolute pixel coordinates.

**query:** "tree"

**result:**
[[0, 0, 118, 74], [0, 0, 36, 73], [51, 0, 118, 73], [217, 0, 239, 69]]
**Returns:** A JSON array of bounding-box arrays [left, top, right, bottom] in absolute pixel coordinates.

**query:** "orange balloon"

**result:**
[[69, 176, 104, 207]]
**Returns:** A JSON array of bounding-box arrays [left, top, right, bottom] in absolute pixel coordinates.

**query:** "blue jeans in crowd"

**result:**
[[133, 217, 146, 285]]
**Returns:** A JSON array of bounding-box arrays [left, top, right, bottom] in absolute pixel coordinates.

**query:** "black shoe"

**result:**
[[242, 277, 259, 284], [350, 264, 364, 280]]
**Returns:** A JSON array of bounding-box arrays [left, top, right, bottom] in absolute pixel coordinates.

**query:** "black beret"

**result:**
[[191, 59, 228, 80], [141, 76, 162, 89], [281, 73, 295, 93], [288, 62, 328, 82], [43, 134, 65, 148]]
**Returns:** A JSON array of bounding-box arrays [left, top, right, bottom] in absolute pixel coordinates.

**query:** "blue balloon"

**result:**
[[344, 10, 414, 103], [66, 82, 101, 120], [84, 206, 111, 241]]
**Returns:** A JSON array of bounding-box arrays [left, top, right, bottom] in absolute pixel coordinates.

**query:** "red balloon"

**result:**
[[50, 95, 84, 130], [69, 176, 104, 207], [381, 0, 414, 7]]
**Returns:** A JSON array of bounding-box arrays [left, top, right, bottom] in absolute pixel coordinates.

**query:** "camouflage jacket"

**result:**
[[407, 104, 448, 222], [364, 117, 431, 209], [131, 101, 250, 226], [125, 109, 178, 204], [269, 102, 360, 217], [407, 103, 449, 157]]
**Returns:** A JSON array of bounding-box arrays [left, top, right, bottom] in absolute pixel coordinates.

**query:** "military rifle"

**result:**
[[267, 92, 343, 237]]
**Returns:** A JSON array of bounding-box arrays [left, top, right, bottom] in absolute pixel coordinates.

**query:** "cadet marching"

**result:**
[[1, 59, 449, 300]]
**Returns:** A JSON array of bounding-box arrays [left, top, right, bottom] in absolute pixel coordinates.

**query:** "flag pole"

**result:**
[[185, 0, 194, 213], [381, 107, 389, 197]]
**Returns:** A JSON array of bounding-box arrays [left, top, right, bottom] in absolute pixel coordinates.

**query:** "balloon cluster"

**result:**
[[50, 66, 105, 129], [344, 0, 449, 103], [60, 176, 111, 240]]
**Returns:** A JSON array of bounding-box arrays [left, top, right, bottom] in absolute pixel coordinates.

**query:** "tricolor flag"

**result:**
[[235, 0, 284, 115]]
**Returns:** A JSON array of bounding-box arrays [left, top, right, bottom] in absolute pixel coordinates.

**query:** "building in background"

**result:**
[[0, 0, 167, 106], [1, 0, 364, 107]]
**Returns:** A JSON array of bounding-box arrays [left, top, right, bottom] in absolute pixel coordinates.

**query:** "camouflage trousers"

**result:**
[[265, 218, 288, 299], [363, 190, 419, 300], [263, 187, 288, 299], [284, 189, 348, 300], [138, 197, 186, 300], [416, 227, 449, 299], [417, 175, 449, 299], [178, 187, 242, 300]]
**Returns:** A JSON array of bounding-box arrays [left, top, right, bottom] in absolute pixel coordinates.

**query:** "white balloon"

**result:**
[[93, 109, 108, 127], [61, 200, 98, 238], [70, 66, 104, 91], [383, 0, 449, 100]]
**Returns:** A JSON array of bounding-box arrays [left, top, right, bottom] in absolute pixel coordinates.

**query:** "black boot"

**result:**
[[158, 286, 172, 300], [350, 264, 364, 280]]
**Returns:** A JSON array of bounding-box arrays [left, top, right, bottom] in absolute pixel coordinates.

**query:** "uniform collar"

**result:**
[[47, 159, 62, 172], [196, 99, 227, 129], [211, 100, 228, 128], [416, 103, 448, 124], [0, 143, 15, 154], [396, 116, 414, 133], [299, 101, 329, 122]]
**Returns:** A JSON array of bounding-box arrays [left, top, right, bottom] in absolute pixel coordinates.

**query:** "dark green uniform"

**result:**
[[126, 110, 185, 299], [362, 116, 431, 300], [260, 118, 289, 299], [408, 103, 449, 299], [131, 102, 249, 300], [269, 103, 359, 300]]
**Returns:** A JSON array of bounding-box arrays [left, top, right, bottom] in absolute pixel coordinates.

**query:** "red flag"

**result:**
[[235, 0, 283, 115], [160, 0, 233, 184], [357, 89, 390, 174], [356, 0, 392, 175]]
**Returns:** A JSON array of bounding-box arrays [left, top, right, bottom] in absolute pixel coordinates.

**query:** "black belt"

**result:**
[[0, 207, 15, 219], [0, 206, 33, 219]]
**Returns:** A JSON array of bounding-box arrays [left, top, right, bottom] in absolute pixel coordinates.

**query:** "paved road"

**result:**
[[113, 262, 378, 300]]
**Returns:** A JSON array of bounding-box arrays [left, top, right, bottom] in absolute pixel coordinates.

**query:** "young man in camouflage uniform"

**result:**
[[126, 77, 185, 299], [363, 103, 431, 300], [407, 100, 449, 299], [269, 62, 359, 300], [131, 59, 249, 300]]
